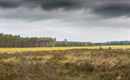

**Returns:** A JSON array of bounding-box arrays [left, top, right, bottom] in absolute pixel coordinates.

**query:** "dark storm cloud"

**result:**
[[0, 0, 83, 10], [0, 1, 20, 8], [92, 2, 130, 17], [22, 0, 83, 10], [0, 0, 130, 18], [40, 1, 80, 10]]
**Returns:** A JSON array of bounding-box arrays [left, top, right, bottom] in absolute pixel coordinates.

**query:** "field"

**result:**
[[0, 45, 130, 53], [0, 47, 130, 80]]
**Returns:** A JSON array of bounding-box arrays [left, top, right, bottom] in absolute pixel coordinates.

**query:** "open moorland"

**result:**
[[0, 49, 130, 80], [0, 45, 130, 52]]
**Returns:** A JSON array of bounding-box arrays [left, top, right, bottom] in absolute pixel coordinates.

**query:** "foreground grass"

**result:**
[[0, 49, 130, 80], [0, 45, 130, 52]]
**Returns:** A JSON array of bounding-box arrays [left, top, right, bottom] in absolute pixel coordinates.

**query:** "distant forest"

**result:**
[[0, 33, 56, 47], [0, 33, 130, 47]]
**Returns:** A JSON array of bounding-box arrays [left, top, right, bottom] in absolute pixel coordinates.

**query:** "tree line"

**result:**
[[0, 33, 56, 47], [0, 33, 130, 47], [55, 39, 94, 46], [95, 41, 130, 46]]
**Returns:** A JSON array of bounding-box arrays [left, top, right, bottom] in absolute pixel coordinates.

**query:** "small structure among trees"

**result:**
[[55, 39, 93, 47]]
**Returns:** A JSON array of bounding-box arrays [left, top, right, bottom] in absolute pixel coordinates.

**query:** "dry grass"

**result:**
[[0, 49, 130, 80], [0, 45, 130, 53]]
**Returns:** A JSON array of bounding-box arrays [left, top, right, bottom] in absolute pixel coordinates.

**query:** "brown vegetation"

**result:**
[[0, 49, 130, 80]]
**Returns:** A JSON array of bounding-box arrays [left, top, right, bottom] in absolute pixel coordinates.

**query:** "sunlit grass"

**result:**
[[0, 45, 130, 52]]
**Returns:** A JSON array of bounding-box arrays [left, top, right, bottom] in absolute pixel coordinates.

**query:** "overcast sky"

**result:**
[[0, 0, 130, 42]]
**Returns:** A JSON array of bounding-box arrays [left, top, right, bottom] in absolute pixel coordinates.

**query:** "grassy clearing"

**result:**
[[0, 49, 130, 80], [0, 45, 130, 52]]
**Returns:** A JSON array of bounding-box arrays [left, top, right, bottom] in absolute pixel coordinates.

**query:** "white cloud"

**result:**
[[1, 18, 129, 42]]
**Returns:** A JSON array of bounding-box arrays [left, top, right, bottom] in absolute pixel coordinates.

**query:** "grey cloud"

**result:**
[[40, 1, 80, 10], [0, 0, 81, 8], [0, 1, 20, 8], [92, 2, 130, 17], [0, 0, 130, 19]]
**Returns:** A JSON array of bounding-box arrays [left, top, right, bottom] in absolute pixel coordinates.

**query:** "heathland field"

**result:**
[[0, 45, 130, 53], [0, 48, 130, 80]]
